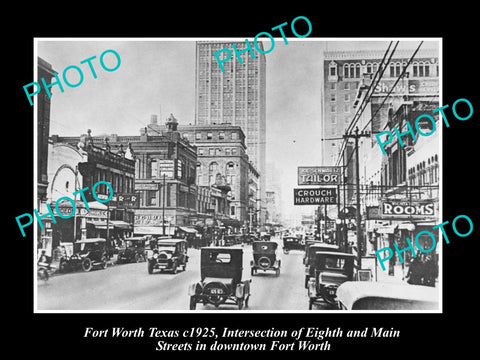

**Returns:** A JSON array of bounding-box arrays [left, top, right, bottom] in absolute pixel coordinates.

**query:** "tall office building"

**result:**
[[195, 41, 267, 224], [321, 48, 439, 166]]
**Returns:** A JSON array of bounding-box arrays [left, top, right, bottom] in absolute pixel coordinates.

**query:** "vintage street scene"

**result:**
[[35, 39, 440, 311]]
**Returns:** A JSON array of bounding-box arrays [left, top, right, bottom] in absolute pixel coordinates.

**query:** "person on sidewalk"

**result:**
[[406, 252, 424, 285]]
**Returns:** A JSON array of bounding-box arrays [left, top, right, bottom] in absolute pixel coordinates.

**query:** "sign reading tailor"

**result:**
[[375, 214, 474, 271], [23, 49, 121, 106], [376, 97, 473, 155], [298, 166, 341, 186], [15, 180, 114, 237], [214, 16, 312, 72], [294, 188, 337, 205]]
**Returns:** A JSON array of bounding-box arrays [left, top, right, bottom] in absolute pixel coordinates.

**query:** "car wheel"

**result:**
[[102, 257, 108, 269], [251, 267, 255, 276], [189, 296, 196, 310], [82, 258, 93, 272], [135, 254, 143, 263], [147, 261, 154, 274], [172, 262, 178, 274], [182, 263, 187, 271], [237, 298, 244, 310], [245, 295, 250, 308]]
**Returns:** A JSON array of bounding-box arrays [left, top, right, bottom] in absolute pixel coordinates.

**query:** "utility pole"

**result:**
[[343, 126, 370, 269], [162, 173, 166, 235]]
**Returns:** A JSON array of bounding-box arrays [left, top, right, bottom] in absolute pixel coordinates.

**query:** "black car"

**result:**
[[147, 239, 188, 274], [58, 238, 109, 273], [116, 236, 148, 264], [188, 247, 251, 310], [282, 236, 304, 254], [307, 251, 355, 309], [304, 243, 340, 288], [250, 241, 281, 277]]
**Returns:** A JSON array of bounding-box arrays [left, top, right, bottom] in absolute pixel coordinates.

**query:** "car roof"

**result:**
[[76, 238, 106, 243], [201, 246, 243, 252], [336, 281, 439, 309], [310, 243, 339, 249], [156, 238, 186, 245], [125, 236, 147, 241], [315, 251, 355, 257]]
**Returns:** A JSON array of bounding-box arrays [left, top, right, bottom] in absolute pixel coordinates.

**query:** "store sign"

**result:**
[[135, 183, 159, 191], [116, 193, 139, 209], [294, 188, 337, 205], [56, 207, 108, 219], [368, 200, 436, 220], [298, 166, 341, 185], [134, 214, 173, 226], [158, 160, 175, 179], [373, 79, 438, 96]]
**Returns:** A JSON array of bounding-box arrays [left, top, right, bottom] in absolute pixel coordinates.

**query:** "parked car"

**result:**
[[336, 281, 439, 310], [58, 238, 109, 273], [304, 243, 340, 288], [116, 236, 148, 264], [188, 247, 251, 310], [282, 236, 304, 254], [307, 251, 355, 309], [250, 241, 281, 277], [147, 238, 188, 274]]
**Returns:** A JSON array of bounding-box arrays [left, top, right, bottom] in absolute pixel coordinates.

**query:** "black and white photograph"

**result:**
[[32, 38, 442, 312]]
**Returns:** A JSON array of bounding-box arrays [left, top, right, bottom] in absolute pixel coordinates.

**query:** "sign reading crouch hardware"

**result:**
[[294, 188, 337, 205], [298, 166, 341, 185]]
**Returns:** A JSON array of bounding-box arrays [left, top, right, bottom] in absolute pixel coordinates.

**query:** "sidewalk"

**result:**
[[376, 264, 408, 284]]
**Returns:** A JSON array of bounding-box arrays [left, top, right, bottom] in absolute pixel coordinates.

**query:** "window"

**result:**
[[177, 159, 183, 179], [219, 132, 225, 140], [195, 132, 201, 140], [330, 66, 336, 76], [344, 104, 350, 113], [355, 64, 360, 78], [215, 148, 221, 155], [331, 94, 336, 102], [331, 115, 337, 125], [146, 190, 157, 206], [231, 148, 237, 155], [345, 94, 350, 101], [231, 206, 236, 216], [150, 160, 158, 179], [225, 148, 231, 155], [207, 132, 213, 139], [330, 105, 336, 113], [366, 64, 372, 73], [209, 148, 214, 156], [343, 64, 350, 78], [344, 82, 350, 90], [330, 82, 336, 90], [232, 132, 238, 140], [183, 133, 189, 140], [198, 148, 204, 156]]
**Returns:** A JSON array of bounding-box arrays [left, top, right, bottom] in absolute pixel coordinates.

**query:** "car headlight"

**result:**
[[153, 253, 159, 259]]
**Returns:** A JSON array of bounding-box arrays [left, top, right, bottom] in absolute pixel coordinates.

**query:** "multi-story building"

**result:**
[[37, 57, 56, 248], [54, 114, 197, 236], [321, 48, 440, 167], [195, 41, 267, 225], [145, 118, 251, 227], [48, 132, 136, 250], [349, 48, 440, 278]]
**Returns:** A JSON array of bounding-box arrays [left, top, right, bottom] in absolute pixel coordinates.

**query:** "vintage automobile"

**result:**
[[188, 247, 251, 310], [116, 236, 148, 264], [224, 234, 243, 246], [250, 241, 281, 277], [147, 238, 188, 274], [307, 251, 356, 309], [282, 235, 304, 254], [336, 281, 439, 310], [58, 238, 110, 273], [304, 243, 340, 288]]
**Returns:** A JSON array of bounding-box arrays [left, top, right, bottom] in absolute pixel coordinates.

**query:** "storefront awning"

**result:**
[[376, 225, 398, 234], [86, 220, 114, 230], [178, 226, 198, 234], [110, 220, 133, 230], [398, 222, 415, 231]]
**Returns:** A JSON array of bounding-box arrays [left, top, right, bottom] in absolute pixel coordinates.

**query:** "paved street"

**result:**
[[37, 237, 334, 311]]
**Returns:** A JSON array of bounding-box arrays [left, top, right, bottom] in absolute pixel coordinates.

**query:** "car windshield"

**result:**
[[157, 245, 176, 252], [126, 240, 143, 247], [325, 257, 347, 270]]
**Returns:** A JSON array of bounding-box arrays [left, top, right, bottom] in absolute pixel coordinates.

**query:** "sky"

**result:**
[[37, 38, 440, 225]]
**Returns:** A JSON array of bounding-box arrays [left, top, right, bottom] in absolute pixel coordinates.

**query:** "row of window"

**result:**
[[331, 93, 351, 102], [329, 81, 359, 90], [330, 104, 351, 113], [94, 171, 134, 195], [408, 155, 439, 186], [184, 131, 240, 141], [329, 60, 438, 79], [198, 147, 239, 156]]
